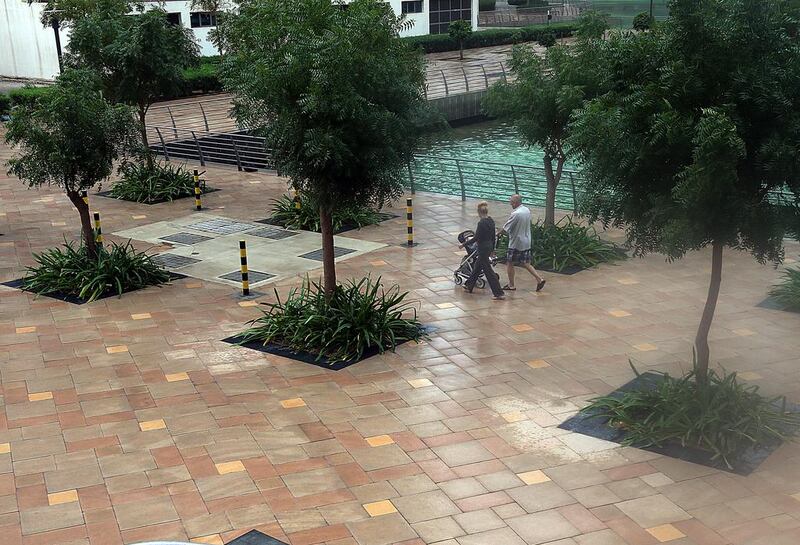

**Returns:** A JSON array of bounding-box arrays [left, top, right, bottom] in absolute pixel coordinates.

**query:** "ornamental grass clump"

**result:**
[[769, 268, 800, 311], [268, 194, 382, 233], [111, 162, 205, 203], [239, 276, 426, 363], [22, 240, 170, 302], [584, 361, 800, 469]]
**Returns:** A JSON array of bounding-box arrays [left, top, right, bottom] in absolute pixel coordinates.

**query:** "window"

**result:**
[[402, 0, 423, 14], [166, 12, 182, 26], [428, 0, 470, 35], [190, 12, 217, 28]]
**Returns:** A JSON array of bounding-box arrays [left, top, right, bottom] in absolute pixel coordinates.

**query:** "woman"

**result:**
[[463, 201, 505, 300]]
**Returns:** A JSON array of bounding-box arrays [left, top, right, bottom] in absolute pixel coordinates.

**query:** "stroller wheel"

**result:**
[[476, 278, 486, 289], [453, 274, 463, 285]]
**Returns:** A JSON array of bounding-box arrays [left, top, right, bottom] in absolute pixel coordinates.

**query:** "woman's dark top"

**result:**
[[474, 216, 496, 256]]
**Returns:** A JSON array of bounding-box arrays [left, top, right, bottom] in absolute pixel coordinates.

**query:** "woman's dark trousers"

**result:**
[[465, 254, 504, 297]]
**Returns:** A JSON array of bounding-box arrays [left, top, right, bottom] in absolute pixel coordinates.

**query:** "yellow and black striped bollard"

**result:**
[[81, 191, 88, 205], [239, 240, 250, 296], [193, 169, 202, 211], [406, 197, 414, 247], [93, 212, 103, 249]]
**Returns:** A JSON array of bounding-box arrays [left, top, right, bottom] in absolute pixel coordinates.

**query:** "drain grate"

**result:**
[[248, 227, 299, 240], [298, 247, 356, 261], [151, 254, 201, 269], [219, 270, 275, 284], [159, 232, 213, 245], [188, 218, 256, 235]]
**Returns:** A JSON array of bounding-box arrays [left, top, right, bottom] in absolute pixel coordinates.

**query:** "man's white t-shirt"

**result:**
[[503, 205, 532, 250]]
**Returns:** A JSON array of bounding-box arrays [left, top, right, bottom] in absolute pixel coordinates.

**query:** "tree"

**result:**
[[574, 9, 609, 40], [484, 16, 608, 225], [568, 0, 800, 382], [5, 69, 136, 258], [632, 12, 654, 31], [37, 0, 137, 26], [216, 0, 426, 297], [191, 0, 232, 55], [67, 8, 199, 168], [448, 19, 473, 61]]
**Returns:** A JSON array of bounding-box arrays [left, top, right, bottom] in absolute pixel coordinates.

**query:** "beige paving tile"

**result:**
[[16, 326, 37, 334], [366, 435, 395, 447], [28, 391, 53, 401], [646, 523, 686, 542], [348, 512, 417, 545], [616, 495, 692, 528], [131, 313, 152, 320], [363, 500, 397, 517], [113, 496, 179, 530], [20, 502, 84, 534], [48, 489, 78, 505], [215, 460, 246, 475], [106, 345, 129, 354], [282, 467, 347, 497], [280, 397, 306, 408], [392, 490, 460, 523], [518, 470, 551, 485], [351, 444, 413, 471], [527, 359, 551, 369], [165, 372, 190, 382], [408, 378, 433, 388], [507, 509, 580, 544], [139, 419, 167, 431]]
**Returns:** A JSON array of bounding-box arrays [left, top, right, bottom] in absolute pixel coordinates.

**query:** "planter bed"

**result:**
[[96, 187, 219, 205], [255, 212, 397, 235]]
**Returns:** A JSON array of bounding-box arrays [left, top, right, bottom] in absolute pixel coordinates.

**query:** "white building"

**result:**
[[0, 0, 478, 81]]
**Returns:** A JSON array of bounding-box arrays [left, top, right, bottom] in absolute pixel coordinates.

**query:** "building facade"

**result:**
[[0, 0, 478, 81]]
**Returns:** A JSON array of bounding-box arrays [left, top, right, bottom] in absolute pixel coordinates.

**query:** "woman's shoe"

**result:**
[[492, 294, 505, 300], [536, 280, 546, 292], [463, 286, 473, 294]]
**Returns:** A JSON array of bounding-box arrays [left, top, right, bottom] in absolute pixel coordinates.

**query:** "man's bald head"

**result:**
[[510, 194, 522, 208]]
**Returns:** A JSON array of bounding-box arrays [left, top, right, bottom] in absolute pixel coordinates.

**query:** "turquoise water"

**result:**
[[591, 0, 669, 27]]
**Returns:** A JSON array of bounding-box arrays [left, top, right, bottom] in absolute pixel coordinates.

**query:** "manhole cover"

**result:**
[[159, 232, 213, 245], [188, 218, 256, 235], [151, 254, 201, 269], [227, 530, 288, 545], [298, 247, 356, 261], [219, 270, 275, 284], [248, 227, 299, 240]]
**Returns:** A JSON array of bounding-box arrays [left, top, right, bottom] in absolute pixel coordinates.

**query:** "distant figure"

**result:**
[[501, 194, 546, 292], [462, 201, 505, 300]]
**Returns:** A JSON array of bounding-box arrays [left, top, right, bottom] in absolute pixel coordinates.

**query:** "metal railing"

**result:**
[[424, 61, 511, 99], [146, 124, 585, 211], [479, 1, 589, 28]]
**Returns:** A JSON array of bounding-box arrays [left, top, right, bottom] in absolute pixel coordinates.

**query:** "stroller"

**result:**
[[453, 230, 499, 289]]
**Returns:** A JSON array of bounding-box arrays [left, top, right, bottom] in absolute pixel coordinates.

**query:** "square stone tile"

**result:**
[[348, 513, 417, 545], [457, 527, 527, 545], [507, 510, 580, 544], [363, 500, 398, 517], [139, 419, 167, 431], [518, 470, 551, 485], [28, 391, 53, 401], [0, 443, 9, 454], [351, 444, 412, 471], [366, 435, 394, 447], [408, 378, 433, 388], [20, 502, 84, 534], [113, 496, 179, 530], [166, 372, 190, 382], [616, 495, 692, 528], [454, 509, 505, 534], [527, 359, 551, 369], [436, 302, 455, 309], [280, 398, 306, 408], [392, 490, 460, 523], [48, 489, 78, 505], [545, 462, 609, 489], [282, 467, 347, 497], [215, 461, 246, 475], [646, 523, 686, 542], [432, 440, 495, 467], [131, 313, 152, 320], [412, 516, 465, 542], [45, 464, 103, 492], [509, 481, 576, 513], [195, 472, 257, 501]]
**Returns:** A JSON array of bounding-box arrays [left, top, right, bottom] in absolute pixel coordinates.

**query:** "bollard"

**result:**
[[193, 170, 202, 211], [81, 190, 88, 205], [93, 212, 103, 248], [239, 240, 250, 296], [406, 198, 414, 247], [293, 189, 301, 211]]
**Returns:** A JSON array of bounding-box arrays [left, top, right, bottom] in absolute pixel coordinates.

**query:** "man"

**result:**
[[500, 194, 546, 292]]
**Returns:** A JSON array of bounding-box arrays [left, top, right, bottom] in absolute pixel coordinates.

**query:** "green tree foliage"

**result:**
[[448, 19, 473, 60], [67, 8, 199, 166], [5, 69, 136, 258], [216, 0, 427, 297], [632, 12, 654, 31], [569, 0, 800, 381], [37, 0, 138, 26], [484, 19, 607, 225], [574, 9, 608, 40]]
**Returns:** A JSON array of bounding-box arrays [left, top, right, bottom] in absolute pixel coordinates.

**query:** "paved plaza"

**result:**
[[2, 134, 800, 545]]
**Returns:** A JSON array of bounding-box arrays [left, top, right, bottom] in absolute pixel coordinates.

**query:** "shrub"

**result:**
[[583, 364, 800, 469], [181, 61, 224, 95], [22, 240, 170, 302], [239, 277, 427, 363], [269, 193, 382, 233], [111, 162, 205, 203], [402, 22, 576, 53], [538, 32, 557, 47], [769, 268, 800, 310], [479, 0, 496, 11], [8, 86, 52, 108], [496, 216, 624, 272], [507, 0, 526, 5], [529, 0, 549, 6], [632, 12, 654, 31], [0, 93, 10, 118]]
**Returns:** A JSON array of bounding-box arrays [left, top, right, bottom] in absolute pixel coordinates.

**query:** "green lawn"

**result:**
[[590, 0, 669, 27]]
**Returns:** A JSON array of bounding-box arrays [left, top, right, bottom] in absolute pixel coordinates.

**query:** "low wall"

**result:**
[[429, 90, 488, 124]]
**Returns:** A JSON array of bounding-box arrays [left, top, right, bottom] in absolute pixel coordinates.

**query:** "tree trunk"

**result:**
[[138, 105, 154, 170], [694, 240, 723, 385], [319, 207, 337, 299], [459, 42, 464, 60], [543, 155, 563, 226], [67, 190, 97, 259]]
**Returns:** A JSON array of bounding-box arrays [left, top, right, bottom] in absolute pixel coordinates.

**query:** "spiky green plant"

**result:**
[[239, 276, 426, 363], [268, 194, 382, 233], [111, 162, 206, 203], [22, 240, 170, 302], [769, 268, 800, 310]]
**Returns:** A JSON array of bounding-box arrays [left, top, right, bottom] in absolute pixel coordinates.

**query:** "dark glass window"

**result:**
[[428, 0, 470, 34], [402, 0, 423, 13], [166, 12, 182, 26], [190, 11, 217, 28]]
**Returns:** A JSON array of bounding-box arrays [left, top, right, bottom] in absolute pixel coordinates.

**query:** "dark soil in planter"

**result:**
[[559, 372, 794, 475], [2, 273, 186, 305], [227, 530, 287, 545], [222, 325, 435, 371], [255, 212, 398, 235], [96, 187, 219, 205]]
